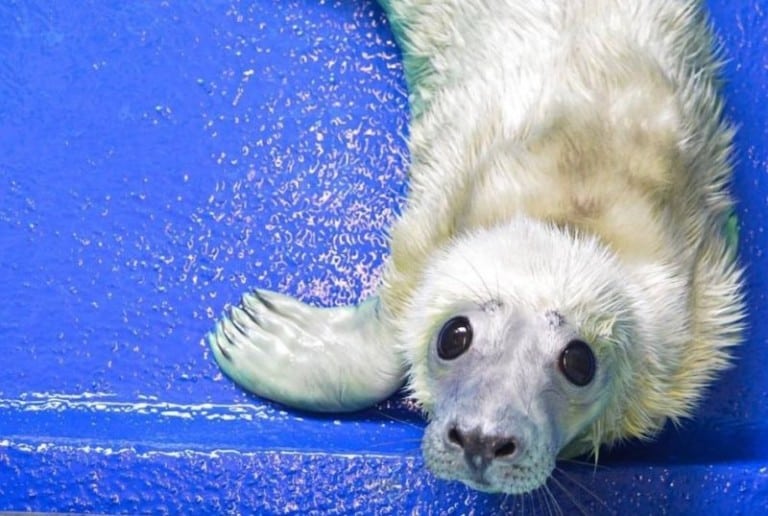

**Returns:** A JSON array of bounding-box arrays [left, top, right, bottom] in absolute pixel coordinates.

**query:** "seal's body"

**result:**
[[210, 0, 744, 495]]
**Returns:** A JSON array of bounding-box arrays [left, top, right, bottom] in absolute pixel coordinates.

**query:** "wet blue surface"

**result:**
[[0, 0, 766, 513]]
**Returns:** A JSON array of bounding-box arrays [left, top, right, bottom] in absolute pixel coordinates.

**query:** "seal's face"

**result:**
[[421, 306, 610, 493], [400, 218, 630, 494]]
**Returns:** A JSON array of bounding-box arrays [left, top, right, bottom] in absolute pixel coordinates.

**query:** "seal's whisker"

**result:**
[[527, 491, 537, 516], [557, 456, 609, 471], [373, 408, 425, 430], [494, 261, 502, 307], [441, 268, 491, 308], [515, 495, 524, 516], [549, 474, 589, 516], [459, 252, 497, 305], [519, 491, 534, 516], [533, 488, 545, 516], [364, 438, 422, 450], [545, 489, 559, 516], [536, 485, 555, 516], [507, 492, 519, 516], [546, 483, 565, 516], [497, 493, 510, 515], [524, 491, 533, 516], [553, 466, 611, 513]]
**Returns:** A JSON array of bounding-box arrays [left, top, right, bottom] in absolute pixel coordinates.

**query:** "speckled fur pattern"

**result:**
[[210, 0, 745, 495]]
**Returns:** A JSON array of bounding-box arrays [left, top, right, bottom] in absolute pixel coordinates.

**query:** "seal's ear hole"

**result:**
[[437, 316, 473, 360], [558, 339, 596, 386]]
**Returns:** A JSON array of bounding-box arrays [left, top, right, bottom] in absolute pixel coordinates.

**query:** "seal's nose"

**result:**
[[447, 425, 521, 474]]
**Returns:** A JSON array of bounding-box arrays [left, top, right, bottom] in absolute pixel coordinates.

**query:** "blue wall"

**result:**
[[1, 1, 766, 513]]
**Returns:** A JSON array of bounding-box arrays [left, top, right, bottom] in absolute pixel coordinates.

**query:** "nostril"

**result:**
[[494, 439, 517, 458], [448, 427, 465, 448]]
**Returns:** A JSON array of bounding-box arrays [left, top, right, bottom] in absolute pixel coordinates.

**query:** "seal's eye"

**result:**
[[437, 316, 473, 360], [558, 339, 596, 386]]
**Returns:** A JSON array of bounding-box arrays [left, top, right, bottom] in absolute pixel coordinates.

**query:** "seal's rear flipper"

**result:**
[[208, 290, 405, 412]]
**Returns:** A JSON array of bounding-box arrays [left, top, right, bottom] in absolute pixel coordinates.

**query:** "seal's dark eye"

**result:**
[[437, 316, 473, 360], [558, 339, 596, 386]]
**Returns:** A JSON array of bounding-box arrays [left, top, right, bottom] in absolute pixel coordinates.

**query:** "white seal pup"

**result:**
[[209, 0, 745, 495]]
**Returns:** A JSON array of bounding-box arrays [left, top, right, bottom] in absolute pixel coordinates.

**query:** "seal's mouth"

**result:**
[[460, 476, 498, 493], [466, 469, 493, 489], [439, 464, 554, 495], [428, 462, 499, 493]]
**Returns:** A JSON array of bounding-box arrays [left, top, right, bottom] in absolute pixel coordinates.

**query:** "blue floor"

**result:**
[[1, 1, 767, 513]]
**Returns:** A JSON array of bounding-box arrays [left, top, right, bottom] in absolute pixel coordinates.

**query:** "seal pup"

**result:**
[[209, 0, 745, 495]]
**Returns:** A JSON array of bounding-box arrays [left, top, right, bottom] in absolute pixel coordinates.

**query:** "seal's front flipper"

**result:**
[[208, 290, 405, 412]]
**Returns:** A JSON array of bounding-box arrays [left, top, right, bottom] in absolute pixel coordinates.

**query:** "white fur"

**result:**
[[379, 0, 743, 441], [210, 0, 745, 495]]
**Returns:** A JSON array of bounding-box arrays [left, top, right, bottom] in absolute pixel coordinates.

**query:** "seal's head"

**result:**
[[400, 217, 659, 494]]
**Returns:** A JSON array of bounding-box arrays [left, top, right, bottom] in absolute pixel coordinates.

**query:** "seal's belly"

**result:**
[[461, 172, 674, 263], [453, 101, 686, 263]]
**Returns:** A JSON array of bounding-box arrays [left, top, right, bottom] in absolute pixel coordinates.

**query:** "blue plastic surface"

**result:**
[[0, 1, 766, 513]]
